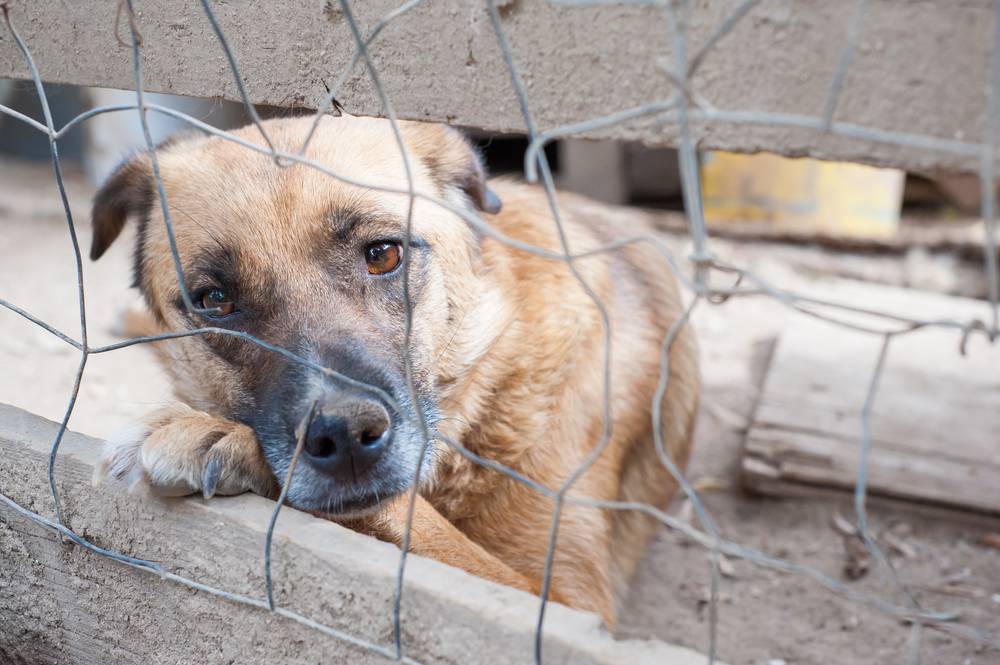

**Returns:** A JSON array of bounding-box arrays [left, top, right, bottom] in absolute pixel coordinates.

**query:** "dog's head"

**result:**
[[90, 116, 502, 516]]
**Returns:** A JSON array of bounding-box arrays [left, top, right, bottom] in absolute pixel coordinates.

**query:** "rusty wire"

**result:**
[[0, 0, 999, 663]]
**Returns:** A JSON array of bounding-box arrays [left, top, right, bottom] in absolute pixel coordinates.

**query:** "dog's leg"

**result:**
[[364, 494, 567, 604], [95, 404, 276, 498]]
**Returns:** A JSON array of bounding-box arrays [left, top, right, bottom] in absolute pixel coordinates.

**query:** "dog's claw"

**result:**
[[201, 456, 222, 499]]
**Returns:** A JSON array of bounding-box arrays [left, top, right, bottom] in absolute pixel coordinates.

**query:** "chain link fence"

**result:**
[[0, 0, 998, 663]]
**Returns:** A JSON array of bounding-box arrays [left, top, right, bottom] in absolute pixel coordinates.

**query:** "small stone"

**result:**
[[981, 533, 1000, 550]]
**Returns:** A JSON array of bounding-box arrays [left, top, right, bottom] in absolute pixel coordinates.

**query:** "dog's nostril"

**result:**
[[359, 427, 387, 447], [306, 435, 338, 459]]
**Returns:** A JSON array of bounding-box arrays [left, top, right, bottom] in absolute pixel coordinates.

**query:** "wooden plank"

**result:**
[[649, 209, 993, 258], [0, 403, 715, 665], [741, 282, 1000, 514]]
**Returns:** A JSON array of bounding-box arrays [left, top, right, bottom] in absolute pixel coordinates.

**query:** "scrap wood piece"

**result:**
[[645, 207, 991, 257], [741, 281, 1000, 515]]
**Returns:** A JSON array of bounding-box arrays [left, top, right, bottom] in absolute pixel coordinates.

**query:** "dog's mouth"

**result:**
[[282, 466, 414, 517], [302, 488, 397, 519]]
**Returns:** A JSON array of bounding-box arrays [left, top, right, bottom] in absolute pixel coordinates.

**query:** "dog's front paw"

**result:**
[[95, 404, 275, 499]]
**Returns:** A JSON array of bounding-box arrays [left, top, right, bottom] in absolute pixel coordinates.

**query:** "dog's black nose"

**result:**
[[303, 395, 391, 478]]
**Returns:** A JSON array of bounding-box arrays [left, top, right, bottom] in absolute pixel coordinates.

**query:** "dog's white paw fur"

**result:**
[[94, 405, 275, 499], [98, 421, 152, 492]]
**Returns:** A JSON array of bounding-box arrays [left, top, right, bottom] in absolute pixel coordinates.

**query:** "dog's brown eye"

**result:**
[[365, 242, 402, 275], [200, 289, 236, 317]]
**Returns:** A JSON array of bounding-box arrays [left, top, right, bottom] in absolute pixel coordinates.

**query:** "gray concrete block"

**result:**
[[0, 1, 993, 175]]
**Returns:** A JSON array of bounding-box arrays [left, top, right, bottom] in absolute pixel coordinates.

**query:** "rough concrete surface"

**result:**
[[1, 162, 999, 665], [0, 0, 996, 175]]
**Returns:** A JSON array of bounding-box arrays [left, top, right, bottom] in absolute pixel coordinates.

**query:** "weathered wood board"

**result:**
[[0, 403, 714, 665], [741, 282, 1000, 514]]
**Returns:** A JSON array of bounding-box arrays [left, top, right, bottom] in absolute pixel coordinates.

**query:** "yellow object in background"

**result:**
[[701, 152, 905, 239]]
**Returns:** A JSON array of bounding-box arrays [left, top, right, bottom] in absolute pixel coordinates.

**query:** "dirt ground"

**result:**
[[1, 158, 998, 665]]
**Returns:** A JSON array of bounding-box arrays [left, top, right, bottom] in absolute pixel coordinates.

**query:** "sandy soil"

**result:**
[[1, 159, 997, 664]]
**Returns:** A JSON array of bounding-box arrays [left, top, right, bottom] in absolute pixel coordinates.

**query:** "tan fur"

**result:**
[[91, 116, 699, 627]]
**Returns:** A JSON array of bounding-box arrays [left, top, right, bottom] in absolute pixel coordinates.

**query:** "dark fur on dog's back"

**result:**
[[91, 115, 699, 625]]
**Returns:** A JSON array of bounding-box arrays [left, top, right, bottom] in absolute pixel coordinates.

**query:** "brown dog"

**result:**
[[91, 115, 699, 626]]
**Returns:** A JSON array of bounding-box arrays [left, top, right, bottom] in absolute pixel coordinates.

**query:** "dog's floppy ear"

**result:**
[[90, 154, 154, 261], [449, 136, 502, 215], [408, 125, 502, 215]]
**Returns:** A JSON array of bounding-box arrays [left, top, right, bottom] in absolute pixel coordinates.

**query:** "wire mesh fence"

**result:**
[[0, 0, 998, 663]]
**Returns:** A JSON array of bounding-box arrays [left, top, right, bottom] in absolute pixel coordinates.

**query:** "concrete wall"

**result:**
[[0, 403, 715, 664], [0, 0, 995, 175]]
